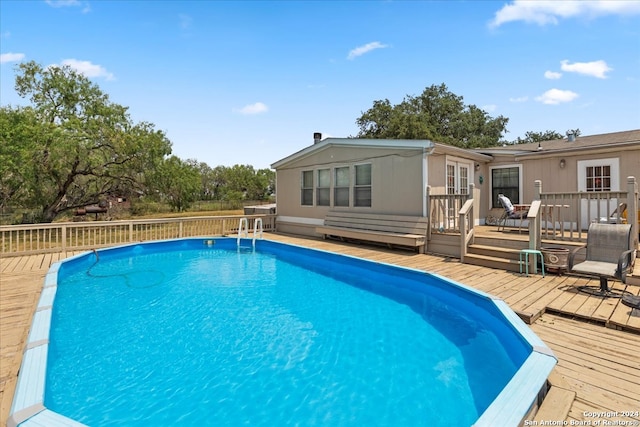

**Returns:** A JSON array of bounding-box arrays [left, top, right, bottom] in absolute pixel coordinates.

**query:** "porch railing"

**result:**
[[532, 176, 638, 245], [426, 185, 473, 236], [0, 214, 276, 257]]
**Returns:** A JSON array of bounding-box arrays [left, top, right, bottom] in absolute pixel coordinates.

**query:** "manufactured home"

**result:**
[[271, 130, 639, 264]]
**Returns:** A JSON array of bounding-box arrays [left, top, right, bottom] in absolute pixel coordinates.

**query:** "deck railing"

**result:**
[[533, 176, 638, 244], [0, 214, 276, 257], [426, 186, 472, 235]]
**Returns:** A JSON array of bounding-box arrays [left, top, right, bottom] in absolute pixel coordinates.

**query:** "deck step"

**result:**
[[533, 373, 576, 423], [463, 253, 521, 272], [467, 244, 522, 260], [626, 272, 640, 286]]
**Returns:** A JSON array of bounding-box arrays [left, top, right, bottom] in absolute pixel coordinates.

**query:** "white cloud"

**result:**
[[560, 59, 612, 79], [544, 70, 562, 79], [490, 0, 640, 28], [179, 14, 192, 30], [535, 88, 579, 105], [58, 59, 115, 80], [1, 52, 25, 63], [45, 0, 81, 6], [233, 102, 269, 115], [45, 0, 90, 13], [347, 41, 389, 60], [509, 96, 528, 103]]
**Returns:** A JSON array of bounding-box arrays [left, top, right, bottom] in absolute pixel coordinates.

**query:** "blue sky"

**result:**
[[1, 1, 639, 169]]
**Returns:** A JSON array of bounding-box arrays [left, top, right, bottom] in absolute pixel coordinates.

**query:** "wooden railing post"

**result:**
[[532, 180, 542, 251], [469, 183, 475, 229], [459, 199, 474, 263], [527, 200, 542, 273], [628, 176, 638, 249], [61, 224, 67, 252], [426, 185, 432, 243]]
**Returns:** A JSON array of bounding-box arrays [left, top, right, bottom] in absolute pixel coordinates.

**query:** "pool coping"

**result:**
[[8, 237, 557, 427]]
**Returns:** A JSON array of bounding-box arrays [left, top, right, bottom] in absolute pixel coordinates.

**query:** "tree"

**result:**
[[256, 168, 276, 199], [206, 165, 275, 202], [2, 61, 171, 222], [512, 130, 563, 144], [151, 156, 201, 212], [355, 83, 509, 148], [0, 107, 40, 210]]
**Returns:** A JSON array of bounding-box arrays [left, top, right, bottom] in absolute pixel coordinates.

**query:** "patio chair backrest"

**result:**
[[498, 194, 514, 214], [613, 202, 627, 216], [585, 223, 633, 264]]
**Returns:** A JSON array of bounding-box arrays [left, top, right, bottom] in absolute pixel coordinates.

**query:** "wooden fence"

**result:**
[[0, 214, 276, 257]]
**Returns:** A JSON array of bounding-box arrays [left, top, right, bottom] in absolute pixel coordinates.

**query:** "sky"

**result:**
[[1, 1, 640, 170]]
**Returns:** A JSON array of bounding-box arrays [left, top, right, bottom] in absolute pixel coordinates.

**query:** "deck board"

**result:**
[[1, 237, 639, 426]]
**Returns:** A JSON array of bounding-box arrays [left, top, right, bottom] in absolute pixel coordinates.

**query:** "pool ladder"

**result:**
[[237, 217, 263, 248]]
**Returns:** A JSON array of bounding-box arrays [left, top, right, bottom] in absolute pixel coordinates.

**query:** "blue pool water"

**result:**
[[45, 238, 532, 426]]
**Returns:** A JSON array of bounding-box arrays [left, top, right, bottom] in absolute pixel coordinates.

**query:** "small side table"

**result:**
[[519, 249, 545, 277]]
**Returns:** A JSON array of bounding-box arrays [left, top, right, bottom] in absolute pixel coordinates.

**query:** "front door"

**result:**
[[446, 159, 472, 227], [577, 158, 620, 229]]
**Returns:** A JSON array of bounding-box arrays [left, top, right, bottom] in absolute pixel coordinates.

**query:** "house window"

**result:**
[[446, 160, 471, 195], [301, 170, 314, 206], [586, 165, 611, 192], [491, 166, 520, 208], [459, 166, 469, 195], [316, 169, 330, 206], [334, 166, 350, 207], [447, 164, 456, 195], [354, 164, 372, 207]]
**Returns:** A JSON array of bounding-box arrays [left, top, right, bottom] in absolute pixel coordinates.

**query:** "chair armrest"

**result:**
[[512, 204, 530, 213], [568, 244, 587, 270], [617, 248, 636, 274]]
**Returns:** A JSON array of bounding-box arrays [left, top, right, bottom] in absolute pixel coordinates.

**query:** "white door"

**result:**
[[577, 158, 620, 229], [446, 160, 472, 227]]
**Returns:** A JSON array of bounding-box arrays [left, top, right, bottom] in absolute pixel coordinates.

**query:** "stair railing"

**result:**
[[459, 198, 475, 263]]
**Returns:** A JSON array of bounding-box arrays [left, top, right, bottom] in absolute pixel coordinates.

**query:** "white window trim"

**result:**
[[353, 162, 372, 208], [333, 164, 351, 208], [577, 158, 620, 192], [445, 156, 474, 195], [489, 163, 523, 208], [316, 168, 331, 206], [301, 170, 314, 207]]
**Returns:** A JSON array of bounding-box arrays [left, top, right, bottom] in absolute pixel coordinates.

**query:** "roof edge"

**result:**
[[271, 138, 435, 169]]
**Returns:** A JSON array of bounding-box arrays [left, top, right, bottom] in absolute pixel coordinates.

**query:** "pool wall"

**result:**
[[8, 237, 557, 427]]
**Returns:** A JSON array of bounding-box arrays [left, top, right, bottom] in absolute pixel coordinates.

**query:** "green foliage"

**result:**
[[3, 61, 172, 222], [2, 61, 276, 222], [202, 165, 275, 202], [150, 156, 201, 212], [0, 106, 40, 209], [511, 130, 563, 144], [355, 83, 509, 148]]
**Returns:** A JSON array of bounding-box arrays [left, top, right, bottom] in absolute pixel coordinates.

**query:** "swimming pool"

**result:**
[[9, 237, 556, 427]]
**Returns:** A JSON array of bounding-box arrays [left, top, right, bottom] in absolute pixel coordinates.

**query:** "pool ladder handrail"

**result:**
[[236, 217, 263, 248], [253, 218, 263, 248], [237, 217, 249, 247]]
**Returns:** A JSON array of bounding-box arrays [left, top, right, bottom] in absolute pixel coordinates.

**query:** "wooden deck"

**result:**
[[1, 235, 639, 426]]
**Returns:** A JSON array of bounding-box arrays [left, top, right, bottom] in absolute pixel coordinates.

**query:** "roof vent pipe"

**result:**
[[567, 132, 576, 142], [313, 132, 322, 144]]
